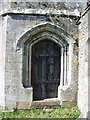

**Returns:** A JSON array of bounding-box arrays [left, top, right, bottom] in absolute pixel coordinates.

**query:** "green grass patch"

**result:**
[[0, 106, 80, 118]]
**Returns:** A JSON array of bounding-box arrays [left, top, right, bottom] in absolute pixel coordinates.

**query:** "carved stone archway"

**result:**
[[17, 22, 76, 103]]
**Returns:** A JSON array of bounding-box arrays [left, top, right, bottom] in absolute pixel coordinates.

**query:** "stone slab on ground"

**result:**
[[31, 98, 61, 108]]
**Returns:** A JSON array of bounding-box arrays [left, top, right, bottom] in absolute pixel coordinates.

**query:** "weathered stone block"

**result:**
[[16, 102, 30, 110]]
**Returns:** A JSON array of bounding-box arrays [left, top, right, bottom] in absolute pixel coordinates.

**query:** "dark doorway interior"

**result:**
[[31, 40, 61, 101]]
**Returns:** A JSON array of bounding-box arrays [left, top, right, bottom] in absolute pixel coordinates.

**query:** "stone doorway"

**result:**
[[31, 40, 61, 101]]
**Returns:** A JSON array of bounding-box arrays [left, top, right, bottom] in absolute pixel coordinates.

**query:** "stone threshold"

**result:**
[[31, 98, 61, 108]]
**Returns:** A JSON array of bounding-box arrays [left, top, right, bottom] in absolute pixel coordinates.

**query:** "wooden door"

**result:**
[[31, 40, 61, 100]]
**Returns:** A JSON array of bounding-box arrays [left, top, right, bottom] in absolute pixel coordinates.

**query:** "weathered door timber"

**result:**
[[31, 40, 61, 100]]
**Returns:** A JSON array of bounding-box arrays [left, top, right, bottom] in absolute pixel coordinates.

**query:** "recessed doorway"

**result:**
[[31, 40, 61, 101]]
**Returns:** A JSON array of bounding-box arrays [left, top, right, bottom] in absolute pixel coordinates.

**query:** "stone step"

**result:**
[[31, 98, 61, 108]]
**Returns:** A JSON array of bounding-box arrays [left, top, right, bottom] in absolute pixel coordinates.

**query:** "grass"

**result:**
[[0, 106, 80, 119]]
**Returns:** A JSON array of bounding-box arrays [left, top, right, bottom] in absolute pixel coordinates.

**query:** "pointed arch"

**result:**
[[16, 22, 75, 50]]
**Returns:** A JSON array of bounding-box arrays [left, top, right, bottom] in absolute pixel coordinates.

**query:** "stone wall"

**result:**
[[78, 12, 88, 118], [0, 16, 7, 108], [0, 1, 88, 113], [88, 8, 90, 119], [3, 12, 78, 110]]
